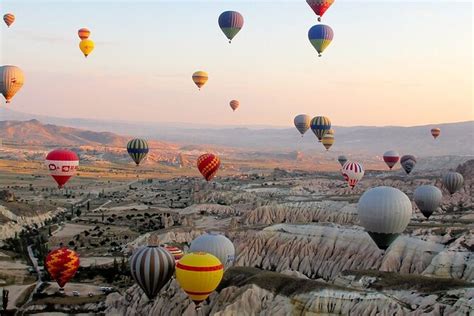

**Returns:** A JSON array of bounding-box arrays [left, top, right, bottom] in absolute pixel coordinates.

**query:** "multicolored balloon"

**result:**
[[0, 65, 25, 104], [164, 245, 184, 262], [45, 149, 79, 188], [294, 114, 311, 136], [3, 13, 15, 27], [190, 233, 235, 269], [414, 185, 442, 219], [310, 116, 331, 141], [400, 155, 416, 174], [218, 11, 244, 43], [79, 39, 94, 57], [322, 133, 334, 151], [78, 28, 90, 40], [127, 138, 149, 166], [357, 186, 412, 250], [341, 161, 364, 189], [383, 150, 399, 170], [306, 0, 335, 21], [192, 71, 208, 90], [197, 153, 220, 181], [442, 171, 464, 195], [176, 252, 224, 307], [45, 247, 80, 289], [229, 100, 240, 111], [308, 24, 334, 57], [431, 128, 441, 139], [338, 155, 347, 167], [130, 246, 175, 300]]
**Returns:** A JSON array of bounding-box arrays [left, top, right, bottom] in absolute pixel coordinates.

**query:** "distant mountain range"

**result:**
[[0, 108, 473, 157]]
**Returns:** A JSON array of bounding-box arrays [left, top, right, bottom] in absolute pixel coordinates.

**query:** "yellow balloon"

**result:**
[[176, 252, 223, 306], [192, 71, 208, 90], [322, 133, 334, 151], [79, 39, 95, 58]]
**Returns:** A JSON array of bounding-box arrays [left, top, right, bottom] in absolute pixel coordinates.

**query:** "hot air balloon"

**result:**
[[218, 11, 244, 43], [294, 114, 311, 136], [130, 246, 175, 300], [197, 153, 220, 181], [383, 150, 399, 170], [192, 71, 208, 90], [229, 100, 239, 111], [357, 186, 412, 250], [164, 245, 184, 262], [341, 161, 364, 189], [79, 39, 94, 57], [190, 233, 235, 269], [400, 155, 416, 174], [322, 133, 334, 151], [431, 128, 440, 139], [0, 65, 25, 104], [442, 171, 464, 195], [338, 155, 347, 167], [45, 247, 80, 290], [310, 116, 331, 141], [414, 185, 442, 219], [176, 252, 224, 307], [308, 24, 333, 57], [3, 13, 15, 27], [78, 28, 90, 40], [127, 138, 149, 166], [306, 0, 335, 21], [45, 149, 79, 188]]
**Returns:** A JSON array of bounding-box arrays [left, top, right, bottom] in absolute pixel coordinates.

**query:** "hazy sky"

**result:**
[[1, 0, 472, 127]]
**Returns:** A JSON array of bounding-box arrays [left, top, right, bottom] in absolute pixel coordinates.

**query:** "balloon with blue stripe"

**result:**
[[127, 138, 149, 166], [310, 116, 331, 142], [218, 11, 244, 43], [308, 24, 334, 57]]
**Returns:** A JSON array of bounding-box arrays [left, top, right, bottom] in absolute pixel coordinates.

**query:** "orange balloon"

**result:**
[[45, 247, 80, 289]]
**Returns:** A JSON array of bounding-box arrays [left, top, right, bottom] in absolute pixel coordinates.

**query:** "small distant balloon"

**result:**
[[3, 13, 15, 27], [45, 149, 79, 189], [229, 100, 239, 111], [400, 155, 416, 174], [321, 133, 334, 151], [341, 161, 364, 189], [294, 114, 311, 136], [414, 185, 442, 219], [442, 171, 464, 195], [306, 0, 335, 21], [127, 138, 149, 166], [218, 11, 244, 43], [383, 150, 399, 170], [192, 71, 208, 90], [79, 39, 94, 57], [308, 24, 333, 57], [197, 153, 220, 181], [337, 155, 347, 167], [78, 28, 90, 40], [431, 128, 441, 139], [0, 65, 25, 104], [310, 116, 331, 141]]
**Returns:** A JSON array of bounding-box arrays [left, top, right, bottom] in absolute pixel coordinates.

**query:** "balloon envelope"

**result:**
[[197, 153, 220, 181], [431, 128, 441, 139], [3, 13, 15, 27], [190, 233, 235, 269], [229, 100, 239, 111], [341, 161, 364, 189], [294, 114, 311, 136], [0, 65, 25, 104], [164, 246, 184, 262], [79, 39, 94, 57], [45, 149, 79, 188], [310, 116, 331, 141], [400, 155, 416, 174], [176, 252, 224, 306], [383, 150, 400, 170], [321, 133, 334, 150], [218, 11, 244, 43], [308, 24, 334, 56], [78, 28, 90, 40], [357, 186, 412, 250], [442, 171, 464, 195], [414, 185, 442, 219], [45, 247, 80, 288], [306, 0, 335, 21], [192, 71, 208, 89], [127, 138, 149, 166], [130, 246, 175, 300], [338, 155, 347, 167]]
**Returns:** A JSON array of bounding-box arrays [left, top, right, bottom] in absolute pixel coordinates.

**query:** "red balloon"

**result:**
[[197, 153, 220, 181], [45, 149, 79, 188], [306, 0, 335, 21], [45, 247, 80, 289], [431, 128, 440, 139]]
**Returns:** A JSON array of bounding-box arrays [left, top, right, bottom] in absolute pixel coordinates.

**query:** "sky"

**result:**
[[0, 0, 472, 127]]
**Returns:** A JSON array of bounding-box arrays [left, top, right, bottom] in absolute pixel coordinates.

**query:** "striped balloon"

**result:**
[[127, 138, 149, 166], [197, 153, 220, 181], [431, 128, 441, 139], [414, 185, 442, 219], [164, 245, 184, 262], [322, 133, 334, 151], [310, 116, 331, 141], [176, 252, 224, 306], [0, 65, 25, 104], [3, 13, 15, 27], [78, 28, 90, 40], [229, 100, 240, 111], [383, 150, 400, 170], [442, 171, 464, 195], [45, 247, 80, 289], [400, 155, 416, 174], [218, 11, 244, 43], [130, 246, 175, 300], [192, 71, 208, 90], [341, 161, 364, 189], [308, 24, 334, 56], [306, 0, 335, 21], [294, 114, 311, 136]]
